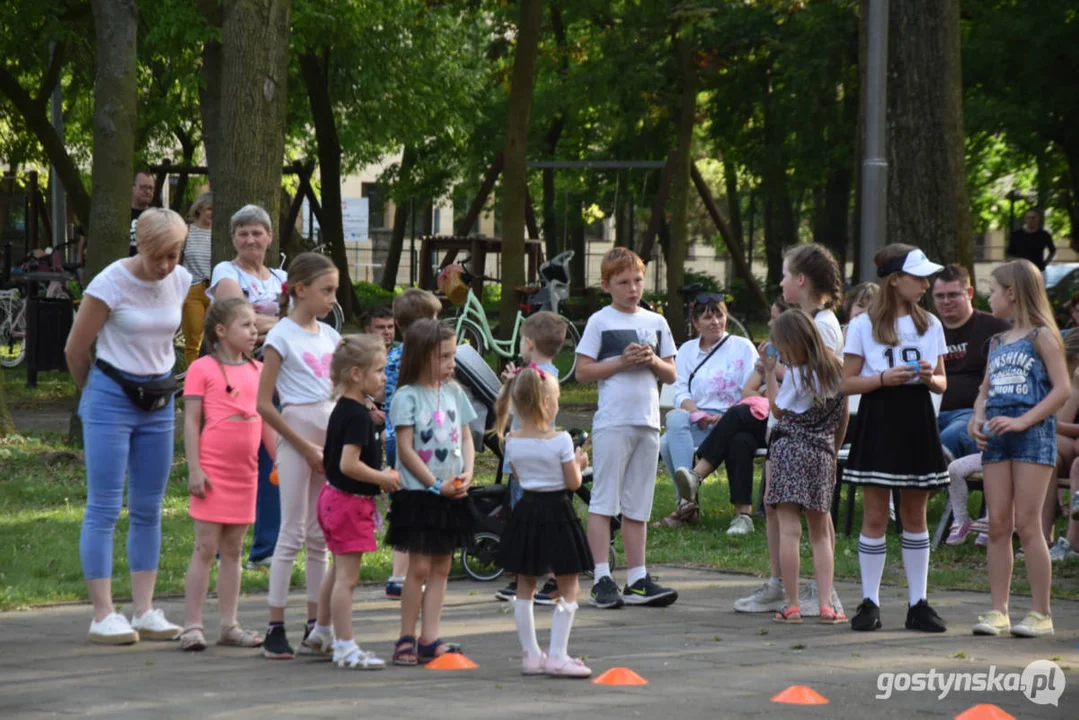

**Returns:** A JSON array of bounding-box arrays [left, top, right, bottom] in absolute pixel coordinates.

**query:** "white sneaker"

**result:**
[[130, 608, 181, 641], [333, 643, 386, 670], [301, 625, 335, 656], [673, 467, 702, 504], [88, 612, 139, 645], [733, 580, 785, 613], [1048, 537, 1079, 562], [726, 513, 754, 536], [799, 581, 821, 617]]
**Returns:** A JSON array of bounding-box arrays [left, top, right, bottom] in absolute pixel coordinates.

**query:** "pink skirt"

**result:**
[[189, 419, 261, 524]]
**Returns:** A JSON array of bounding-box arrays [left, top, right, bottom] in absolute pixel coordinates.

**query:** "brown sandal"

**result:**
[[180, 626, 207, 652], [652, 501, 699, 529], [217, 622, 264, 648]]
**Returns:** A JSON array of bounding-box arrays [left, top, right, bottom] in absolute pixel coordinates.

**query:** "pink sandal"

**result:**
[[774, 606, 803, 624], [819, 607, 847, 624]]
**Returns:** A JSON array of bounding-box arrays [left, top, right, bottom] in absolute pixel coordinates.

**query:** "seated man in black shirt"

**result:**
[[1007, 209, 1055, 271]]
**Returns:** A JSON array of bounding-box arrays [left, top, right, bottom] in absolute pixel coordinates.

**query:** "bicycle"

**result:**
[[0, 289, 26, 367], [676, 283, 753, 342], [443, 250, 581, 383]]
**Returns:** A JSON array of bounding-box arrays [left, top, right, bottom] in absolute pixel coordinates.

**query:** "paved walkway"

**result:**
[[1, 567, 1075, 718]]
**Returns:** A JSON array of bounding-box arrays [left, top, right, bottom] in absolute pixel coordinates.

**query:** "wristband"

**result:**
[[879, 372, 885, 388], [427, 479, 443, 495]]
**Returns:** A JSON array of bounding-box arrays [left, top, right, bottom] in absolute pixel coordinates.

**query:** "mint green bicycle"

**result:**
[[446, 251, 581, 383]]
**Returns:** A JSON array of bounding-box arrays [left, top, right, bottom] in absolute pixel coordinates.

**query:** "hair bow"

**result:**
[[513, 362, 546, 381], [280, 281, 289, 294]]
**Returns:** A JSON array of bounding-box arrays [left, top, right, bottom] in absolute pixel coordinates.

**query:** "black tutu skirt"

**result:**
[[843, 385, 949, 489], [385, 490, 471, 556], [497, 491, 594, 577]]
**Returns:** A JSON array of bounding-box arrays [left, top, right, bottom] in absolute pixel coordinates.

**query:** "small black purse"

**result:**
[[95, 359, 178, 412]]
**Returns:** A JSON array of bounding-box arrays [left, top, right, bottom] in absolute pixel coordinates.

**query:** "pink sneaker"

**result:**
[[975, 532, 989, 546], [521, 652, 547, 676], [545, 655, 593, 678], [970, 516, 989, 533], [946, 519, 974, 545]]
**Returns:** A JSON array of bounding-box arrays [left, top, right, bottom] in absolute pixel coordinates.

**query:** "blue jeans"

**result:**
[[660, 408, 721, 502], [79, 366, 175, 580], [938, 408, 977, 459], [248, 442, 281, 563]]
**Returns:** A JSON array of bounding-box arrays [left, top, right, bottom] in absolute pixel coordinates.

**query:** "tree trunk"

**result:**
[[1059, 140, 1079, 243], [666, 23, 696, 344], [0, 377, 14, 435], [722, 154, 743, 254], [760, 76, 794, 289], [382, 145, 418, 291], [171, 126, 196, 212], [542, 166, 558, 255], [87, 0, 138, 278], [207, 0, 291, 267], [886, 0, 970, 269], [300, 50, 355, 319], [819, 165, 853, 275], [498, 0, 544, 338], [569, 195, 586, 289]]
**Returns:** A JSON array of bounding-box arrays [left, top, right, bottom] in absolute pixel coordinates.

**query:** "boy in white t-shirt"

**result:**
[[575, 248, 678, 609]]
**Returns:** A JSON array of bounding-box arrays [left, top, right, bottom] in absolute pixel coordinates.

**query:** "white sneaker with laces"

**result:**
[[88, 612, 139, 645], [130, 608, 181, 641], [726, 513, 754, 536], [733, 580, 785, 613], [1048, 537, 1078, 562]]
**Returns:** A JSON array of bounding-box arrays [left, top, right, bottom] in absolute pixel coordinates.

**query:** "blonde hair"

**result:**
[[600, 247, 646, 284], [493, 365, 557, 441], [770, 309, 843, 406], [135, 207, 187, 256], [392, 287, 442, 331], [280, 252, 336, 317], [1063, 330, 1079, 372], [188, 191, 213, 223], [991, 259, 1064, 353], [330, 334, 386, 391], [869, 243, 931, 346]]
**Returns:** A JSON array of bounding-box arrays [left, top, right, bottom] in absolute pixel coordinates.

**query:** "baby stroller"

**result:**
[[454, 344, 619, 581]]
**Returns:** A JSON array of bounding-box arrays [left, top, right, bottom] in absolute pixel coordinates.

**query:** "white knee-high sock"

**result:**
[[858, 534, 887, 605], [514, 599, 542, 659], [548, 600, 579, 661], [901, 530, 931, 606]]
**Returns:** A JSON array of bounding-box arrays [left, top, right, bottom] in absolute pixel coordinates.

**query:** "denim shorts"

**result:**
[[982, 405, 1057, 467]]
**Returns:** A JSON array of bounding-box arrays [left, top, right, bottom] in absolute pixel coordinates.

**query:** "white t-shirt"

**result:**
[[84, 259, 191, 375], [775, 365, 823, 414], [208, 261, 286, 316], [843, 312, 946, 385], [506, 432, 575, 492], [814, 309, 844, 359], [263, 317, 341, 405], [671, 334, 758, 412], [577, 305, 676, 430], [183, 226, 213, 284]]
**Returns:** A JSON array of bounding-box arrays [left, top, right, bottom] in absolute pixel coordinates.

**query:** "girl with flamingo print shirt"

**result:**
[[255, 253, 342, 659]]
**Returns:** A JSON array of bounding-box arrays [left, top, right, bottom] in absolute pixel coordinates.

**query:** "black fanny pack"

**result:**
[[95, 359, 177, 412]]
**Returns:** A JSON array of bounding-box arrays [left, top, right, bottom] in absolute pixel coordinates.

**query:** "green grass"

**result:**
[[559, 383, 598, 405], [2, 422, 1077, 609], [2, 365, 77, 407]]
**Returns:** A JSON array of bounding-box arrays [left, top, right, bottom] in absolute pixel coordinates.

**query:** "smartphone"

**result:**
[[765, 343, 779, 359]]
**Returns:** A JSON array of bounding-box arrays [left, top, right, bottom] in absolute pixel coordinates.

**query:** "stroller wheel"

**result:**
[[462, 532, 504, 582]]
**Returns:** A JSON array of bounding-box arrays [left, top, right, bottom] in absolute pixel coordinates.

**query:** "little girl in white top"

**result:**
[[494, 365, 594, 679], [255, 253, 341, 659]]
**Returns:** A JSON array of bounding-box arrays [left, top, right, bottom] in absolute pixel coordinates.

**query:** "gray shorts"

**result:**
[[589, 426, 661, 522]]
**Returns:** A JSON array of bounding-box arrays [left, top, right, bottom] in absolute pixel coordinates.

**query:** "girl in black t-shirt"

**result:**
[[308, 335, 400, 669]]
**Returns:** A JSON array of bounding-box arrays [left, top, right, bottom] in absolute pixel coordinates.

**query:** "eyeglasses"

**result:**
[[135, 184, 154, 192], [932, 292, 966, 302]]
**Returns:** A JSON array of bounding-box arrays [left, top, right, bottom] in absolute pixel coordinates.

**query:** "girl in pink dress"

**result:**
[[180, 297, 277, 651]]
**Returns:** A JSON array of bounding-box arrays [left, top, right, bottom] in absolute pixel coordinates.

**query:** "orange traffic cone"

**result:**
[[954, 704, 1015, 720], [771, 685, 829, 705], [593, 667, 648, 686], [425, 653, 478, 670]]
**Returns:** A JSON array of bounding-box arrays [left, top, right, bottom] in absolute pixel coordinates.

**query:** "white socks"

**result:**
[[627, 565, 647, 586], [592, 562, 611, 585], [858, 534, 886, 605], [333, 638, 357, 654], [514, 599, 543, 659], [548, 600, 579, 662], [901, 530, 931, 606]]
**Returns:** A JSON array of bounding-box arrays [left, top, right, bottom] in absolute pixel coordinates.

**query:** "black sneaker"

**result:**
[[851, 598, 882, 632], [534, 578, 560, 606], [260, 625, 294, 659], [494, 580, 517, 602], [589, 576, 625, 609], [621, 574, 678, 607], [905, 599, 947, 633]]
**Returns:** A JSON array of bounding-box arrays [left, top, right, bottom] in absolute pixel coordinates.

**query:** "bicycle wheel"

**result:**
[[461, 532, 504, 581], [456, 318, 486, 358], [0, 293, 27, 368], [318, 302, 344, 332], [554, 316, 580, 383], [173, 328, 188, 382], [726, 315, 753, 343]]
